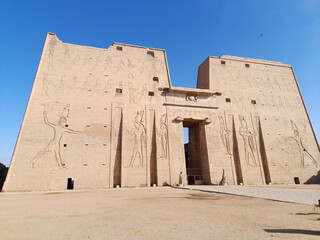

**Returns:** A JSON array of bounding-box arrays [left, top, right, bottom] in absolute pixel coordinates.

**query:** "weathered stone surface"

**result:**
[[3, 33, 319, 191]]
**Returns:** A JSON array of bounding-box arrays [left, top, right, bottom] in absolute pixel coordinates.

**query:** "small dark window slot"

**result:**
[[116, 89, 122, 94], [226, 98, 231, 102], [63, 144, 67, 147], [147, 51, 154, 57], [221, 60, 226, 65], [67, 178, 74, 190], [116, 46, 123, 51], [153, 77, 159, 82], [251, 100, 256, 104], [65, 124, 68, 127], [245, 63, 250, 68], [148, 91, 154, 96], [294, 177, 300, 184]]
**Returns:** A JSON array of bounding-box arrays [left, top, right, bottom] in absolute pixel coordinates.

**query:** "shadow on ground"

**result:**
[[295, 213, 316, 216], [264, 229, 320, 236]]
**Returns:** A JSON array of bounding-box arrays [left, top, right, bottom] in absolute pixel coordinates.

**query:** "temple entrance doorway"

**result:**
[[183, 120, 209, 185]]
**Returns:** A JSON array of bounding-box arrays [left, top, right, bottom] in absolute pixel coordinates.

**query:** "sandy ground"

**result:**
[[0, 187, 319, 240]]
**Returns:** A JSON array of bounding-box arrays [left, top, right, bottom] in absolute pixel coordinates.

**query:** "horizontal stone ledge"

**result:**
[[163, 87, 221, 96], [163, 102, 219, 109]]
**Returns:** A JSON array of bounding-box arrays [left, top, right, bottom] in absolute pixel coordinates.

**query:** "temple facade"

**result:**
[[3, 33, 319, 191]]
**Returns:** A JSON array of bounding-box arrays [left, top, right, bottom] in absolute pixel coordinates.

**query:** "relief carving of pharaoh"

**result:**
[[126, 111, 146, 168], [287, 120, 318, 168], [32, 105, 82, 169]]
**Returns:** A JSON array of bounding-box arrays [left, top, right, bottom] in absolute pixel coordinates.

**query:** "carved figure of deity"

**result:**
[[239, 115, 258, 167], [157, 114, 168, 159], [128, 82, 136, 103], [104, 56, 112, 70], [42, 73, 50, 97], [139, 61, 149, 76], [115, 59, 125, 73], [48, 48, 54, 69], [137, 84, 148, 100], [219, 116, 232, 155], [127, 59, 136, 79]]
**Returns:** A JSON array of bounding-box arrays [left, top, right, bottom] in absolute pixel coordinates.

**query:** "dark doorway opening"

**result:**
[[294, 177, 300, 184], [183, 120, 209, 185], [67, 178, 74, 190]]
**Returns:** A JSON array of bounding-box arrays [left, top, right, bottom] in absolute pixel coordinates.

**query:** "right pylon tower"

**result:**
[[197, 55, 319, 185]]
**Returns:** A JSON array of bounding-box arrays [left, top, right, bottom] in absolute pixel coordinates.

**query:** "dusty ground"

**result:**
[[0, 187, 319, 240]]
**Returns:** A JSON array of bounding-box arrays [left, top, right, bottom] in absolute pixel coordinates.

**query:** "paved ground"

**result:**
[[1, 187, 320, 240], [184, 185, 320, 205]]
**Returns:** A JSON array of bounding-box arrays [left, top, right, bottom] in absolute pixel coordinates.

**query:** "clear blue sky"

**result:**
[[0, 0, 319, 167]]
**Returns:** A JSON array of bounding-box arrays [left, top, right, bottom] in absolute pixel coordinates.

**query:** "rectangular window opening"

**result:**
[[116, 46, 123, 51], [245, 63, 250, 68], [148, 91, 154, 96], [226, 98, 231, 102], [294, 177, 300, 184], [221, 60, 226, 65], [116, 88, 122, 94], [67, 178, 74, 190], [251, 100, 256, 104], [153, 77, 159, 82], [63, 144, 67, 147], [147, 51, 154, 57]]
